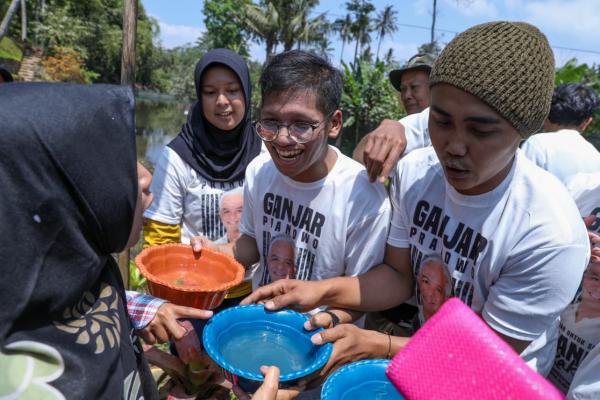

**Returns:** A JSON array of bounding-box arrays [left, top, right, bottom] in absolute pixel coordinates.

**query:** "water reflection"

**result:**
[[135, 99, 190, 169]]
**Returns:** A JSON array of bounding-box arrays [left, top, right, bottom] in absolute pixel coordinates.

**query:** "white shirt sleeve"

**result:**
[[520, 137, 548, 170], [401, 107, 431, 155], [239, 161, 257, 239], [344, 207, 390, 276], [386, 161, 412, 249], [568, 344, 600, 399], [482, 239, 589, 342], [143, 147, 188, 225]]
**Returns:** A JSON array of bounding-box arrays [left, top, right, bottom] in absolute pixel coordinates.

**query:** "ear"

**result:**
[[579, 116, 593, 132], [327, 110, 343, 140]]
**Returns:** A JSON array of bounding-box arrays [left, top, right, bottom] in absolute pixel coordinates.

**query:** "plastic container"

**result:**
[[322, 359, 405, 400], [134, 244, 244, 310], [202, 305, 332, 393]]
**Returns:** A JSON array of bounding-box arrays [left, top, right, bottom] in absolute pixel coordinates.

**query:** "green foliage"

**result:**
[[555, 58, 600, 135], [128, 259, 148, 292], [339, 60, 404, 156], [203, 0, 249, 57], [0, 35, 21, 60]]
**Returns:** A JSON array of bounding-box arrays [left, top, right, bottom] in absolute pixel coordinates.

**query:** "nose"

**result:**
[[273, 125, 296, 145], [402, 88, 413, 101], [444, 129, 468, 157], [216, 92, 229, 107]]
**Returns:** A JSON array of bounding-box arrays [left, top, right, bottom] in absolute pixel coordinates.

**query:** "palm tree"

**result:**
[[346, 0, 375, 66], [373, 5, 397, 61], [241, 0, 329, 62], [333, 14, 352, 63], [0, 0, 22, 42], [281, 0, 329, 52], [242, 1, 280, 61]]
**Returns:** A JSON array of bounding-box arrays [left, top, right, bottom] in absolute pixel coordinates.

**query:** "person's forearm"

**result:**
[[323, 263, 413, 311]]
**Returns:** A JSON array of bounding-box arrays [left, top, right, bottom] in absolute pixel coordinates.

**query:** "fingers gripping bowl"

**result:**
[[202, 305, 333, 392]]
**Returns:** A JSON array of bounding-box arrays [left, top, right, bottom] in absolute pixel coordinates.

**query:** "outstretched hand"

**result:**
[[301, 318, 389, 382], [354, 119, 407, 183], [232, 366, 304, 400], [240, 279, 328, 313], [190, 235, 218, 254], [137, 303, 213, 344]]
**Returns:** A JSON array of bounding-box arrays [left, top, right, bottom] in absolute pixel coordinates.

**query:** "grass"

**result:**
[[0, 37, 23, 61]]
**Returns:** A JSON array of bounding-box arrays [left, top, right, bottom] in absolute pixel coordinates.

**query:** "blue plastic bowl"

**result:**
[[202, 305, 332, 392], [322, 359, 405, 400]]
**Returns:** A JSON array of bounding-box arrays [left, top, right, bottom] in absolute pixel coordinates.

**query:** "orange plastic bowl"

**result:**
[[134, 244, 244, 310]]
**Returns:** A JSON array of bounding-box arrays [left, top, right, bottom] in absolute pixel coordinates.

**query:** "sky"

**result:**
[[141, 0, 600, 67]]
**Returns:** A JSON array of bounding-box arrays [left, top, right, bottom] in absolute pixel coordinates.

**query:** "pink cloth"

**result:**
[[386, 298, 564, 400]]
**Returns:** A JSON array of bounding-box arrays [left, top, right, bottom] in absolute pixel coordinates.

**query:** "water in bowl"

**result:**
[[218, 322, 315, 375], [342, 381, 404, 400]]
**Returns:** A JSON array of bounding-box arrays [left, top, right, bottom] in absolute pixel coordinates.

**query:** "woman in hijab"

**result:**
[[0, 83, 211, 399], [144, 48, 261, 305]]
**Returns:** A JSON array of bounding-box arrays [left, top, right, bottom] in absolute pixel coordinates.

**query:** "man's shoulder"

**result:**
[[395, 146, 441, 182]]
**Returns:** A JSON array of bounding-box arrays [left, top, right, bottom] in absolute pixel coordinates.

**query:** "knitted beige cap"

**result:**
[[429, 21, 555, 137]]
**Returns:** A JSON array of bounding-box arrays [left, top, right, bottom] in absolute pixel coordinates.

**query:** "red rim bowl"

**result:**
[[134, 244, 245, 310]]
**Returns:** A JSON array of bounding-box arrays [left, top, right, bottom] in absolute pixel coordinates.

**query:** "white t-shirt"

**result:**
[[548, 304, 600, 393], [568, 342, 600, 399], [520, 129, 600, 185], [144, 147, 244, 243], [388, 147, 590, 375], [240, 146, 391, 288], [401, 107, 431, 156], [567, 172, 600, 225]]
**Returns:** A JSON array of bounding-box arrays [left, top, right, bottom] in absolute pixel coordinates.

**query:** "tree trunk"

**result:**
[[21, 0, 26, 42], [430, 0, 437, 44], [0, 0, 21, 43], [376, 35, 382, 62], [339, 39, 345, 64], [120, 0, 137, 86], [119, 0, 137, 288]]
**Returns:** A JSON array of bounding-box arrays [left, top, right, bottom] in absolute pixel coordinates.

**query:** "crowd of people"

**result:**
[[1, 19, 600, 400]]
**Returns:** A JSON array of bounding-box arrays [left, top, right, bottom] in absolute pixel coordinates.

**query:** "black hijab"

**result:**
[[168, 48, 261, 182], [0, 83, 156, 399]]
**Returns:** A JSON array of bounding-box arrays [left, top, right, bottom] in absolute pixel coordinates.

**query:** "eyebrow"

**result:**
[[431, 105, 501, 124]]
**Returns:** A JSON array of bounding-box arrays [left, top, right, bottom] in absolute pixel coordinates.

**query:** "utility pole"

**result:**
[[120, 0, 137, 86], [119, 0, 138, 288]]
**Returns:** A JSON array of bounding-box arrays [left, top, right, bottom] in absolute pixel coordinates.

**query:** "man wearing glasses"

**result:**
[[192, 50, 390, 295]]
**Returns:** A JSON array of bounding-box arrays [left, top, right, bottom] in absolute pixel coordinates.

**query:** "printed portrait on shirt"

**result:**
[[266, 234, 297, 282], [417, 255, 453, 322]]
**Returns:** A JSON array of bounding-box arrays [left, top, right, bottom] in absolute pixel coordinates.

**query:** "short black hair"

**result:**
[[547, 83, 600, 127], [259, 50, 343, 117]]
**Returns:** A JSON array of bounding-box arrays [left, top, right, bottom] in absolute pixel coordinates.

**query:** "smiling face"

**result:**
[[582, 263, 600, 303], [201, 65, 246, 131], [125, 163, 153, 250], [400, 69, 431, 115], [428, 84, 522, 195], [220, 192, 243, 241], [267, 239, 296, 281], [260, 90, 341, 182], [418, 259, 450, 320]]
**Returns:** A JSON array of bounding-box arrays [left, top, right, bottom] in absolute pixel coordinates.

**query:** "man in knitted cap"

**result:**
[[244, 21, 589, 380]]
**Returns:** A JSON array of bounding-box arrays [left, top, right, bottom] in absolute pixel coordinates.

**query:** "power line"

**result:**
[[318, 11, 600, 57]]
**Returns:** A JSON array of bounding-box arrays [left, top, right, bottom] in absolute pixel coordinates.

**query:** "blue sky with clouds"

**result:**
[[141, 0, 600, 67]]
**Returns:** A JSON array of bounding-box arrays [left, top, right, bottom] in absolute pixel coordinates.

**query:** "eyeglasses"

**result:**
[[255, 113, 333, 144]]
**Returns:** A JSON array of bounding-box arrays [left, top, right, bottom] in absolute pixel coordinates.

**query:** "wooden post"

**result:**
[[120, 0, 137, 86], [21, 0, 27, 42], [118, 0, 138, 288]]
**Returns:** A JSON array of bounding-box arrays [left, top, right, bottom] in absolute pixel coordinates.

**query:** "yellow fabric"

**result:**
[[225, 281, 252, 299], [143, 219, 181, 249]]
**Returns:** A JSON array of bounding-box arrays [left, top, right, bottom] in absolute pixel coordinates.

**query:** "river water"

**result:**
[[135, 99, 190, 169]]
